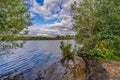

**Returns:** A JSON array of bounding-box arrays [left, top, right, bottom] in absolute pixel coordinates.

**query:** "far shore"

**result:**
[[0, 36, 75, 41]]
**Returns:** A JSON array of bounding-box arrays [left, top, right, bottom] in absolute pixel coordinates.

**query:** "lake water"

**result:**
[[0, 40, 75, 80]]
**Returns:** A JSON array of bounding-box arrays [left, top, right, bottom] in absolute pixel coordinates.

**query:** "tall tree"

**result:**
[[72, 0, 120, 60], [0, 0, 31, 35]]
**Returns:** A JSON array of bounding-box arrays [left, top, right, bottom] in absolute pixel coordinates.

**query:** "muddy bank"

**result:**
[[41, 56, 120, 80], [41, 56, 87, 80], [82, 57, 109, 80]]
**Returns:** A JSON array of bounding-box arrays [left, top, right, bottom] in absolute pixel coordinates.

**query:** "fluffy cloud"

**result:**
[[30, 0, 61, 18], [25, 20, 76, 37], [25, 0, 81, 37], [31, 0, 80, 20]]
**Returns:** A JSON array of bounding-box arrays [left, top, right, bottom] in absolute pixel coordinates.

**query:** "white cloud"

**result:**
[[30, 0, 80, 20], [26, 0, 81, 37], [24, 20, 76, 37]]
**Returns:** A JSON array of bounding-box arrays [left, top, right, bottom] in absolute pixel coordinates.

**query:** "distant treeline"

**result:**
[[0, 35, 75, 41]]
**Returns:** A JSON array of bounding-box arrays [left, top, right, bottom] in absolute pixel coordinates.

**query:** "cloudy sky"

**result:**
[[23, 0, 80, 37]]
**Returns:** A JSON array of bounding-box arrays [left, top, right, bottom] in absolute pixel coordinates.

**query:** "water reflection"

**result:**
[[0, 40, 75, 80], [0, 41, 25, 56], [0, 41, 25, 66]]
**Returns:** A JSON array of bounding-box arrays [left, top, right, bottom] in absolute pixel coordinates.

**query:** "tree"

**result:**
[[72, 0, 120, 60], [0, 0, 31, 35], [0, 0, 31, 54]]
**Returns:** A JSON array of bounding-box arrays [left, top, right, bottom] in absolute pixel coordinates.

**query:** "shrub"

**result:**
[[60, 41, 75, 62]]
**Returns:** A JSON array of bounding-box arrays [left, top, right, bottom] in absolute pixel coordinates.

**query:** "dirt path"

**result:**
[[102, 61, 120, 80], [83, 57, 120, 80], [83, 58, 109, 80]]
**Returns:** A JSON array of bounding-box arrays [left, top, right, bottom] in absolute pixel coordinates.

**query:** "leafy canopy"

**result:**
[[0, 0, 31, 35]]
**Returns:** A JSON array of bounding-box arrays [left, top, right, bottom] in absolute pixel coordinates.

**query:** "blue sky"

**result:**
[[36, 0, 44, 5], [30, 0, 63, 26], [32, 13, 61, 26], [24, 0, 80, 37]]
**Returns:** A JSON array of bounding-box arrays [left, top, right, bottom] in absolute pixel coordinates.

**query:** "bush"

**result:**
[[60, 41, 75, 62]]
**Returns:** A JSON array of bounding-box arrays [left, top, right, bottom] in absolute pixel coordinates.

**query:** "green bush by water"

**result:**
[[60, 41, 75, 62]]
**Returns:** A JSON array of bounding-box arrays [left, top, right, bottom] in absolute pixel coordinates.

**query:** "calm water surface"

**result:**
[[0, 40, 75, 80]]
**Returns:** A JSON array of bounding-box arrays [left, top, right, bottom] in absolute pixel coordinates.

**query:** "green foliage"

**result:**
[[60, 41, 75, 62], [0, 0, 31, 35], [72, 0, 120, 61]]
